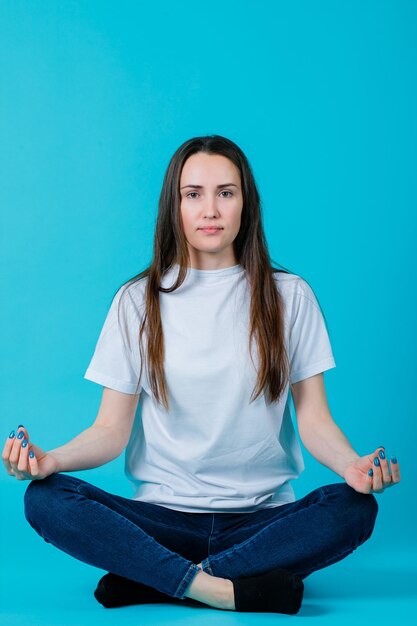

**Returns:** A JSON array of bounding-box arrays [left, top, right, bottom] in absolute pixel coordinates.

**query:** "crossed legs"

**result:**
[[24, 474, 378, 611]]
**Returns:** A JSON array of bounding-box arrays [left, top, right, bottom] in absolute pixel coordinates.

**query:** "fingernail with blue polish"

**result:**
[[374, 457, 380, 466], [22, 439, 28, 448], [17, 424, 24, 429], [17, 431, 24, 440], [379, 450, 386, 459], [368, 468, 374, 476], [391, 456, 397, 464], [29, 451, 35, 459], [9, 430, 15, 438]]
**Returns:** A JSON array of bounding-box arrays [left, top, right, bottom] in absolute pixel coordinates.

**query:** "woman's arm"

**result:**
[[291, 374, 401, 493], [2, 388, 140, 480], [291, 374, 360, 478], [48, 387, 141, 472], [48, 424, 127, 473]]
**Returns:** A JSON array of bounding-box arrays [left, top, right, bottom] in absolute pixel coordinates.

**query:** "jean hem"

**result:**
[[201, 556, 214, 575], [174, 562, 201, 599]]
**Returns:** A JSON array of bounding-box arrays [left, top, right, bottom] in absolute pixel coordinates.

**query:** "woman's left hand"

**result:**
[[343, 447, 401, 494]]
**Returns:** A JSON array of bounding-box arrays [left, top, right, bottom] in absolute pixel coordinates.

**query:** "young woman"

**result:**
[[3, 135, 401, 615]]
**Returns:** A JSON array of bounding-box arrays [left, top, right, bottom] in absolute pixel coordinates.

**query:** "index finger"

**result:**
[[28, 446, 40, 478]]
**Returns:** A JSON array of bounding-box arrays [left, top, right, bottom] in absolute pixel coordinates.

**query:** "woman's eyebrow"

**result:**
[[180, 183, 238, 190]]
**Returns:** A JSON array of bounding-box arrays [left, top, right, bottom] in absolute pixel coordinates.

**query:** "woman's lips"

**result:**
[[199, 227, 223, 234]]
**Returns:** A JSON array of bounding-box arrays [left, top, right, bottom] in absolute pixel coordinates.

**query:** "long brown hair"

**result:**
[[115, 134, 330, 410]]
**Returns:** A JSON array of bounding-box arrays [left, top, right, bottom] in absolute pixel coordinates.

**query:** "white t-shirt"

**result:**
[[84, 263, 336, 512]]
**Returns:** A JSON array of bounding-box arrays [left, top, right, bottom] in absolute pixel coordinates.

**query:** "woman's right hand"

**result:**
[[2, 426, 59, 481]]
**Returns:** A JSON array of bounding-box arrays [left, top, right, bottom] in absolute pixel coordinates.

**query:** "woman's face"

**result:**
[[179, 152, 243, 269]]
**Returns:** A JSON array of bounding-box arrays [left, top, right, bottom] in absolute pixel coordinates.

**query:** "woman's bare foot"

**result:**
[[184, 564, 235, 610]]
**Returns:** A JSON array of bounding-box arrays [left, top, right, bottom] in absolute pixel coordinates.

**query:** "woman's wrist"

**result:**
[[47, 451, 62, 474], [341, 453, 361, 479], [45, 424, 124, 473]]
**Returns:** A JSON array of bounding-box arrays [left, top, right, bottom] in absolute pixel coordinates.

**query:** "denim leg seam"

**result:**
[[296, 544, 358, 579], [201, 556, 214, 575], [207, 514, 215, 558], [200, 514, 216, 576]]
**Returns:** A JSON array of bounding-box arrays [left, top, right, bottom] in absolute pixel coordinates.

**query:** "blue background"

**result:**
[[1, 1, 416, 623]]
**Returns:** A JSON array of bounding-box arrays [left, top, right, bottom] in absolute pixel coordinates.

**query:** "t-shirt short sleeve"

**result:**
[[84, 286, 143, 395], [289, 279, 336, 384]]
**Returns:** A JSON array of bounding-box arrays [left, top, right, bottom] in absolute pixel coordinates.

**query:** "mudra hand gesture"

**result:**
[[344, 447, 400, 494]]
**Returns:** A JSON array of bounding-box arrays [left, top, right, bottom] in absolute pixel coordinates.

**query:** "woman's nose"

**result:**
[[203, 197, 220, 217]]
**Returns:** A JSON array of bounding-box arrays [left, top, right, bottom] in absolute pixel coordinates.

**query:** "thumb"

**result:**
[[354, 450, 379, 471]]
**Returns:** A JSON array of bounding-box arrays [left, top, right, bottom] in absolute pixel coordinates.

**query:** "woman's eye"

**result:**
[[185, 191, 233, 199]]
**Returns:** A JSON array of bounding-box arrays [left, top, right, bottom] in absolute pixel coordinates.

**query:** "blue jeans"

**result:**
[[24, 473, 378, 600]]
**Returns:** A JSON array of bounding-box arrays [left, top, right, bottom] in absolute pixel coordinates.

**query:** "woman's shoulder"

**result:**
[[272, 270, 304, 290], [272, 270, 317, 304], [113, 276, 148, 315], [272, 270, 300, 283]]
